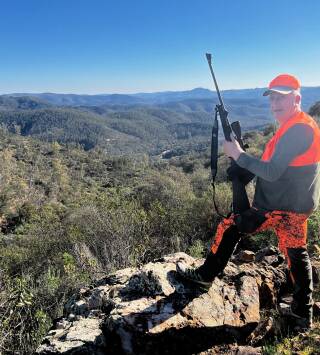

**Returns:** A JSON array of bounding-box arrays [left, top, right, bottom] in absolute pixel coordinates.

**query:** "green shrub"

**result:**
[[0, 276, 51, 354]]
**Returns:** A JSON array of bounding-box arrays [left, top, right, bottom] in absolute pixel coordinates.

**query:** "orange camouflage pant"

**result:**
[[211, 210, 309, 267]]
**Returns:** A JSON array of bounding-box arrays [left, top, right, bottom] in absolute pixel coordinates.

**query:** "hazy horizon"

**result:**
[[3, 85, 320, 97]]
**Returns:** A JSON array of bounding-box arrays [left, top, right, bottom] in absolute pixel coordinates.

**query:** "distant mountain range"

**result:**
[[4, 86, 320, 110], [0, 87, 319, 155]]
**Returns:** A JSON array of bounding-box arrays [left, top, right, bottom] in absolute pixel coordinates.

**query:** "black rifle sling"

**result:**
[[211, 108, 228, 218]]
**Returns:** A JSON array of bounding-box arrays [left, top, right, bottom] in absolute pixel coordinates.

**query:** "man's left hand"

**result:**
[[223, 135, 244, 161]]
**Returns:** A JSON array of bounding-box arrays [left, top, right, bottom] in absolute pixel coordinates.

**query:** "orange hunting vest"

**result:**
[[261, 112, 320, 166]]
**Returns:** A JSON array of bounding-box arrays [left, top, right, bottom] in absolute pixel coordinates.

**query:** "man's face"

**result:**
[[269, 92, 300, 123]]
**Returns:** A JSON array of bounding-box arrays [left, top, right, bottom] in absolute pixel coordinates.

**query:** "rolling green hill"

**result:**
[[0, 91, 319, 157]]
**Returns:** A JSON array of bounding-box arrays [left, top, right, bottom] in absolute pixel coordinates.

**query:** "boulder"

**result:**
[[37, 250, 287, 355]]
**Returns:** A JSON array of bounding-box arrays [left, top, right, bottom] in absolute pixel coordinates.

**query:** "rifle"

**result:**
[[205, 53, 253, 215]]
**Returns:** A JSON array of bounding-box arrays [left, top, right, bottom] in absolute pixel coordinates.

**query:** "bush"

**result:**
[[0, 276, 51, 354]]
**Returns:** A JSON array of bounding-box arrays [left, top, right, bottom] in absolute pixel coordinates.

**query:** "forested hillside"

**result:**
[[0, 93, 272, 156], [1, 87, 318, 158]]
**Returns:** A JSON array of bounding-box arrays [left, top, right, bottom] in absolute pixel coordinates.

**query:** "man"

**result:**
[[177, 74, 320, 331]]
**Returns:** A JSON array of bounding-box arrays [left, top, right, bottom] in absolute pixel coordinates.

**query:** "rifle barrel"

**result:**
[[205, 53, 225, 109]]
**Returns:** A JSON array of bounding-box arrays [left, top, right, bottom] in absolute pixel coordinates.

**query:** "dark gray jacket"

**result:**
[[237, 123, 320, 213]]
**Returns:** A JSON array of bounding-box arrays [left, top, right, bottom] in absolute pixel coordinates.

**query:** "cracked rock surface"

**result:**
[[37, 249, 287, 355]]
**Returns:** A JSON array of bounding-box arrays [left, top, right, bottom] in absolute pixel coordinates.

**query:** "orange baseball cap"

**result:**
[[263, 74, 301, 96]]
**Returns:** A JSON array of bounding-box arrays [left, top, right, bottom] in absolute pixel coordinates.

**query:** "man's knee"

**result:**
[[234, 208, 267, 233]]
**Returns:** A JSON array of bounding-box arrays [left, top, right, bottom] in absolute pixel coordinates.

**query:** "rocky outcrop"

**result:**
[[37, 248, 287, 355]]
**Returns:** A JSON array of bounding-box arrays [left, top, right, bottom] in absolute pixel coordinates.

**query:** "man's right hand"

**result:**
[[223, 135, 244, 161]]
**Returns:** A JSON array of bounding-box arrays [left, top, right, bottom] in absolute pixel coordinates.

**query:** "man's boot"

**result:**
[[177, 225, 241, 290]]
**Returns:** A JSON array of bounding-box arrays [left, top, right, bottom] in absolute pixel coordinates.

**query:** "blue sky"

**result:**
[[1, 0, 320, 94]]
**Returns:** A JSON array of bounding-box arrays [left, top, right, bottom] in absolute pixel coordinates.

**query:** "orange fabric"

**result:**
[[262, 112, 320, 166], [211, 216, 236, 254], [268, 74, 300, 90], [211, 211, 308, 267]]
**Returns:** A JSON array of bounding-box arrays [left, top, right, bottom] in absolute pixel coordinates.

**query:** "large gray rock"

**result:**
[[37, 250, 287, 355], [37, 317, 105, 354]]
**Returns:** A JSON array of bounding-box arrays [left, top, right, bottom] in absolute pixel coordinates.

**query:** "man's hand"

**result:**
[[223, 135, 244, 161]]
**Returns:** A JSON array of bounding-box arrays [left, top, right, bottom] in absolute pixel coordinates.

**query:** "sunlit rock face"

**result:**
[[37, 249, 287, 355]]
